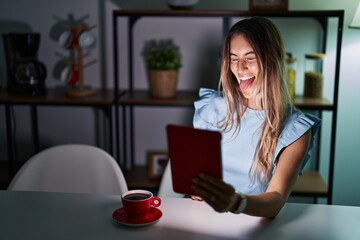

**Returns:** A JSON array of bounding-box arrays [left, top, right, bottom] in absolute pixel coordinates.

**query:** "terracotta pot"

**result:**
[[148, 70, 179, 98]]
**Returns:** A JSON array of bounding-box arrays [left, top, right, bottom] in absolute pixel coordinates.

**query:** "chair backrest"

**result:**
[[8, 144, 128, 195], [158, 161, 185, 198]]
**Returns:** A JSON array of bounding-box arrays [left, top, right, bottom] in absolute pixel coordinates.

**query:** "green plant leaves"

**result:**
[[143, 39, 182, 70]]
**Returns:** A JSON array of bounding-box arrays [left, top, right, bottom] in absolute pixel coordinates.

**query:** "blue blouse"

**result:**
[[193, 88, 321, 194]]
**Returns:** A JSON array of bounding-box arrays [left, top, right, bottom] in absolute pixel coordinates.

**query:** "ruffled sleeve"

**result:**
[[274, 112, 321, 175], [193, 88, 227, 130]]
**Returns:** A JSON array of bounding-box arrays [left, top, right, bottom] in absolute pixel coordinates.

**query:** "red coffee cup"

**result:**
[[121, 190, 161, 218]]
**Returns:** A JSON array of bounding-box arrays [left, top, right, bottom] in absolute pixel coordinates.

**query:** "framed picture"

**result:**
[[249, 0, 288, 12], [148, 151, 169, 180]]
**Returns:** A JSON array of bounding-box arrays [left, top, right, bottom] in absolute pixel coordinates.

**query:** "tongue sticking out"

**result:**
[[240, 77, 255, 90]]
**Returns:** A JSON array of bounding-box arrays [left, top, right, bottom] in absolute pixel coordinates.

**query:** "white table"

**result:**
[[0, 190, 359, 240]]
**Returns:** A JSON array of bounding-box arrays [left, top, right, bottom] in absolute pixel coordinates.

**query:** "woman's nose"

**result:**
[[237, 59, 248, 72]]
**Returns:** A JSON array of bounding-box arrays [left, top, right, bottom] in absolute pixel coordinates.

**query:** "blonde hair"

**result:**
[[219, 17, 293, 185]]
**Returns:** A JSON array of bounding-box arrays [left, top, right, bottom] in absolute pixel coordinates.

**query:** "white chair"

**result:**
[[8, 144, 128, 195], [158, 161, 185, 198]]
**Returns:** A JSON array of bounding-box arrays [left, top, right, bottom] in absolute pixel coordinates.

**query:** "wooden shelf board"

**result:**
[[0, 88, 115, 106], [113, 10, 344, 19], [118, 90, 198, 106], [292, 171, 328, 196], [117, 90, 333, 110], [294, 96, 333, 110]]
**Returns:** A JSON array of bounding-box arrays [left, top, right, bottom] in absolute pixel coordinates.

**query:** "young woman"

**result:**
[[191, 17, 320, 218]]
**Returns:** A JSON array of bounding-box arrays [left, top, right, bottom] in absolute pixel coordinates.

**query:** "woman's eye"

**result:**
[[246, 57, 256, 62], [230, 58, 238, 63]]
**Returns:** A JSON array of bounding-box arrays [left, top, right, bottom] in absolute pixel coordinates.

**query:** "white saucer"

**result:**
[[112, 207, 162, 227]]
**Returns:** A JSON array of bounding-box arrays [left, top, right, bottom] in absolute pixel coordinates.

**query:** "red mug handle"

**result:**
[[150, 196, 161, 207]]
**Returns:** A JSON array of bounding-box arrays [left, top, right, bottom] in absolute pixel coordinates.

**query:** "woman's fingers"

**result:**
[[194, 173, 234, 196], [192, 173, 237, 212], [191, 195, 203, 201]]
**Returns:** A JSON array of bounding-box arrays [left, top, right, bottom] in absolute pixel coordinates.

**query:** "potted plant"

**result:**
[[142, 39, 182, 98]]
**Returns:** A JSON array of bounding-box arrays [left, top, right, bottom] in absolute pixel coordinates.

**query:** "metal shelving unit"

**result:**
[[112, 9, 343, 203]]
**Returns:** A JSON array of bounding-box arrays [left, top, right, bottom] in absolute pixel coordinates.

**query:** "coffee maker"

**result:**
[[2, 33, 47, 95]]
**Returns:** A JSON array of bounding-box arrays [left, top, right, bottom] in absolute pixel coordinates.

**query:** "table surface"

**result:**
[[1, 190, 359, 240]]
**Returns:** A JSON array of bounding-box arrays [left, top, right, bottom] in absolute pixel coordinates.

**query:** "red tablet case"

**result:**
[[166, 124, 222, 195]]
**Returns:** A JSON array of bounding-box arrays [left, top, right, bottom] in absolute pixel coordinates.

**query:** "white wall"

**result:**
[[1, 0, 360, 206]]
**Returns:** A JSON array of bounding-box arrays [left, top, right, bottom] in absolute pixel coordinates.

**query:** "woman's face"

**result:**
[[229, 34, 261, 107]]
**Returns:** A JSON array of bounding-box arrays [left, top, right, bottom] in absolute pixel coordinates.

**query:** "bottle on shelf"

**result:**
[[286, 52, 297, 101], [304, 53, 325, 99]]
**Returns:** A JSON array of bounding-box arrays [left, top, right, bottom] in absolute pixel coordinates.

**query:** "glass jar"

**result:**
[[286, 53, 296, 100], [304, 53, 325, 98]]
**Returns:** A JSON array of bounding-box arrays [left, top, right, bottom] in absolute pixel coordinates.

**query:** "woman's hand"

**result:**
[[192, 173, 239, 213]]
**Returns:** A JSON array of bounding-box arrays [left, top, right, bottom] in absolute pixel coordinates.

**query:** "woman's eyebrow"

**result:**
[[244, 51, 256, 56], [230, 51, 256, 57]]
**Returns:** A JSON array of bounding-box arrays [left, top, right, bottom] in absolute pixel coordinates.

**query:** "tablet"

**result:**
[[166, 124, 222, 195]]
